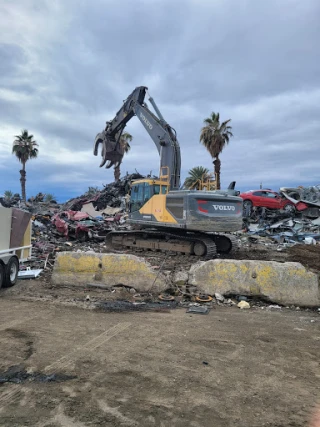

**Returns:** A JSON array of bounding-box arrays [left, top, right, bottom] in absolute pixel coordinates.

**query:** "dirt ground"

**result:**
[[0, 286, 319, 427], [0, 242, 319, 426]]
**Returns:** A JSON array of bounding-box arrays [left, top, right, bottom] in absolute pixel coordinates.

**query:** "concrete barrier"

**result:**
[[189, 259, 319, 307], [52, 253, 319, 306], [52, 252, 166, 293]]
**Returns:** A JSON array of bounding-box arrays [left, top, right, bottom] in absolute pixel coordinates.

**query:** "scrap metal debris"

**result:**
[[18, 268, 43, 279], [1, 177, 319, 290], [0, 174, 145, 279], [242, 184, 320, 247], [280, 185, 320, 208], [186, 305, 210, 314]]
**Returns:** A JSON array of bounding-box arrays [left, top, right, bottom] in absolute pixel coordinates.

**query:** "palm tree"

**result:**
[[44, 193, 56, 203], [4, 190, 13, 200], [200, 112, 233, 190], [184, 166, 209, 190], [86, 186, 100, 197], [114, 132, 132, 182], [12, 129, 39, 202]]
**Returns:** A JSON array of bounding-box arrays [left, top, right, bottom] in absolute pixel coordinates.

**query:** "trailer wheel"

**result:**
[[4, 257, 19, 287], [0, 264, 4, 289]]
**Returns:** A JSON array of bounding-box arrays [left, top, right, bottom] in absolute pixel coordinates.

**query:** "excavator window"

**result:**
[[130, 182, 151, 212], [130, 182, 167, 212], [154, 184, 168, 195]]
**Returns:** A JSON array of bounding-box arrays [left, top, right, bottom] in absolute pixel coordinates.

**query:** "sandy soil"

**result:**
[[0, 293, 319, 427], [0, 241, 319, 426]]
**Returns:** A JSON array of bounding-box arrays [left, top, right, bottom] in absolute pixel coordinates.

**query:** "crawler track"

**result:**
[[210, 233, 239, 254], [107, 230, 241, 260]]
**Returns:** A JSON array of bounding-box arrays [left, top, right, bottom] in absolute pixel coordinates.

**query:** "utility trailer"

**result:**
[[0, 206, 32, 288]]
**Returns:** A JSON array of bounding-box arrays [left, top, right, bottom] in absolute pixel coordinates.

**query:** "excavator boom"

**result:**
[[94, 86, 181, 190]]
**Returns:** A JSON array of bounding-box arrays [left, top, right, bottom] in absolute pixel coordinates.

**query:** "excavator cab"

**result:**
[[129, 167, 170, 213], [129, 179, 168, 213]]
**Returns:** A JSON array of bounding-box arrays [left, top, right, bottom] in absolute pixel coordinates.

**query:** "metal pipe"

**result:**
[[0, 245, 32, 255], [148, 96, 165, 122]]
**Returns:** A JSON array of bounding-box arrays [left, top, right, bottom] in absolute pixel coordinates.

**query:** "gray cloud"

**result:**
[[0, 0, 319, 200]]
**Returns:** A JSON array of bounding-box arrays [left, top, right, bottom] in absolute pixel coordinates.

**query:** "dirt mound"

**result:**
[[287, 244, 320, 273]]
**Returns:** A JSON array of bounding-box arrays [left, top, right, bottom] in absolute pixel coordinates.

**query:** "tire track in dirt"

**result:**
[[0, 322, 131, 408], [97, 400, 138, 426], [0, 315, 41, 332], [44, 321, 131, 372]]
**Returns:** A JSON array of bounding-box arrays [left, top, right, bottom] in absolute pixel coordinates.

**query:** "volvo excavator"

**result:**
[[93, 86, 242, 259]]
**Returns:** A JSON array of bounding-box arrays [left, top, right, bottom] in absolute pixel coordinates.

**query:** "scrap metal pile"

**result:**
[[0, 174, 145, 279], [1, 179, 320, 282], [244, 185, 320, 246], [32, 174, 144, 240]]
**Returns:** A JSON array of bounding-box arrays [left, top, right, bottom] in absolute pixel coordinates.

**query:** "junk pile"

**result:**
[[281, 185, 320, 217], [1, 174, 144, 280], [244, 185, 320, 246], [63, 173, 143, 212], [3, 177, 320, 281], [0, 193, 22, 208]]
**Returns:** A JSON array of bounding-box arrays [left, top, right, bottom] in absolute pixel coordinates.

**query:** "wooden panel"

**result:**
[[0, 207, 12, 251], [10, 208, 32, 248], [15, 221, 32, 261]]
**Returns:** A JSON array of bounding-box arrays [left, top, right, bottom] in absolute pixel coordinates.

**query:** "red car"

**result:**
[[240, 190, 296, 213]]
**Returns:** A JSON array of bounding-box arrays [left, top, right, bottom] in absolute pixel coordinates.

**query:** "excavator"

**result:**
[[93, 86, 242, 259]]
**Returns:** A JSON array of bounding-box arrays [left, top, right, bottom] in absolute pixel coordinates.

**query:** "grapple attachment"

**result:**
[[93, 131, 124, 169]]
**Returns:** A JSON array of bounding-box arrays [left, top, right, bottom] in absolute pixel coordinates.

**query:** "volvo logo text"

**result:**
[[140, 113, 153, 130], [212, 205, 235, 211]]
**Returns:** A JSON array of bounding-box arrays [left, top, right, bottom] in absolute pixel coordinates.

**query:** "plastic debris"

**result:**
[[186, 306, 210, 314], [214, 292, 225, 302], [18, 269, 43, 279], [237, 301, 250, 309]]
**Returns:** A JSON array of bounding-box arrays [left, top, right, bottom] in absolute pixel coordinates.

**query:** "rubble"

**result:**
[[2, 174, 146, 279], [246, 216, 320, 245], [242, 184, 320, 248], [280, 185, 320, 208], [214, 292, 225, 302], [1, 175, 319, 311], [63, 173, 143, 211]]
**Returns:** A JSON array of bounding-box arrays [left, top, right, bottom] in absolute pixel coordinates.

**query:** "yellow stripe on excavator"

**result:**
[[139, 194, 177, 223]]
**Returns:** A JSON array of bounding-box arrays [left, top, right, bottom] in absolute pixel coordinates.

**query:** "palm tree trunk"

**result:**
[[114, 164, 120, 182], [20, 162, 26, 202], [213, 156, 221, 190]]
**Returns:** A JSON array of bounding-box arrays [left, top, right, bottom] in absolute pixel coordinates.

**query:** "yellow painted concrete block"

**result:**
[[52, 252, 166, 292], [189, 259, 319, 307]]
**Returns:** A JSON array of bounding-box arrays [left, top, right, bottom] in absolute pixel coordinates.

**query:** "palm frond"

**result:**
[[200, 112, 233, 159], [12, 129, 38, 164], [184, 166, 209, 189]]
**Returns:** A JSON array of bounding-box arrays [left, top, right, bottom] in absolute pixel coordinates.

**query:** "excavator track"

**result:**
[[108, 230, 217, 260], [209, 233, 239, 254]]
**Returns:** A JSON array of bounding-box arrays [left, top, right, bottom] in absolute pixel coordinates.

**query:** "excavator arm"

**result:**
[[93, 86, 181, 190]]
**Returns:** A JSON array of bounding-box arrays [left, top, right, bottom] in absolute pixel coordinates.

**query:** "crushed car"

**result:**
[[51, 211, 108, 241], [280, 185, 320, 218], [240, 189, 301, 215]]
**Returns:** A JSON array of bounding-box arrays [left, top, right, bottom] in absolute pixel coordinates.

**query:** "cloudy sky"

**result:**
[[1, 0, 319, 201]]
